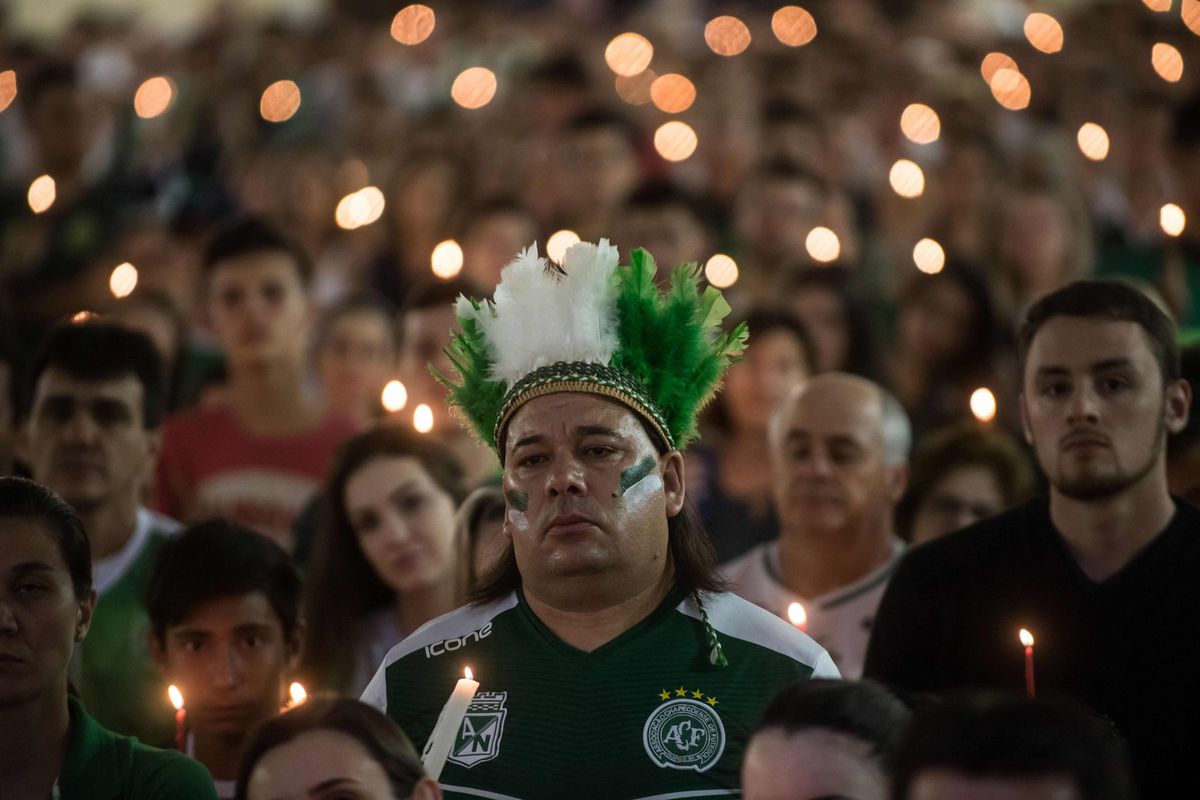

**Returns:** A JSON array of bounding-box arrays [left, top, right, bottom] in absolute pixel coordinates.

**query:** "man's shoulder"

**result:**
[[161, 405, 236, 447], [898, 499, 1047, 579], [679, 591, 838, 677]]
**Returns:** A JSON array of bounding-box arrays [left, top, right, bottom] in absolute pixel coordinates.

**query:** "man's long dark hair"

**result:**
[[472, 497, 727, 603]]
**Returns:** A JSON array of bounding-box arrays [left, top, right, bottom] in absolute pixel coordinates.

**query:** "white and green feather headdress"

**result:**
[[434, 239, 748, 460]]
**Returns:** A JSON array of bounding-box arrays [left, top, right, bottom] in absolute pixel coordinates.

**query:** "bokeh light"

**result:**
[[705, 16, 752, 56], [413, 404, 435, 433], [1152, 43, 1184, 82], [390, 4, 436, 45], [382, 380, 408, 412], [547, 229, 581, 263], [334, 186, 386, 230], [134, 76, 174, 119], [772, 6, 817, 47], [650, 74, 696, 113], [70, 311, 97, 324], [913, 238, 945, 274], [1024, 13, 1064, 54], [1076, 123, 1110, 161], [615, 69, 657, 105], [0, 70, 15, 114], [1161, 203, 1187, 237], [900, 103, 940, 144], [109, 262, 138, 298], [980, 52, 1018, 84], [1184, 0, 1200, 36], [704, 254, 739, 288], [260, 80, 301, 122], [805, 227, 840, 263], [28, 175, 56, 214], [970, 388, 997, 423], [654, 121, 699, 162], [431, 240, 464, 279], [991, 68, 1031, 110], [605, 33, 654, 76], [889, 159, 925, 199], [451, 67, 498, 109]]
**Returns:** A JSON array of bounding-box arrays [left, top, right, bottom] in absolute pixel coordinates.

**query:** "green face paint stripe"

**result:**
[[619, 456, 657, 495], [505, 489, 529, 512]]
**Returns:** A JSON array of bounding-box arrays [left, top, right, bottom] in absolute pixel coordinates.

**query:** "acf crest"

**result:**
[[642, 695, 725, 773], [447, 691, 508, 768]]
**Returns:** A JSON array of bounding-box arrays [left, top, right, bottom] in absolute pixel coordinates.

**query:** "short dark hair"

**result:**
[[0, 476, 92, 598], [23, 321, 166, 429], [780, 266, 881, 379], [313, 294, 397, 355], [1018, 280, 1180, 385], [473, 498, 725, 603], [753, 679, 911, 769], [892, 693, 1135, 800], [147, 519, 302, 644], [235, 696, 425, 800], [202, 215, 312, 285]]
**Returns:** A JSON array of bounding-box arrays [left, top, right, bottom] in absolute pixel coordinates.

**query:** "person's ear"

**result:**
[[14, 417, 32, 466], [1165, 378, 1191, 435], [887, 462, 908, 504], [410, 776, 444, 800], [1019, 392, 1034, 446], [660, 450, 686, 518], [75, 589, 96, 642], [149, 629, 169, 673], [286, 620, 306, 672]]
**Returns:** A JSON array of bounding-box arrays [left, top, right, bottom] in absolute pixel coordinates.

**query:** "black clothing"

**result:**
[[864, 497, 1200, 799]]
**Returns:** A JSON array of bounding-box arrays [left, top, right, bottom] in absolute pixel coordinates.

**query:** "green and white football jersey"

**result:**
[[363, 586, 837, 800]]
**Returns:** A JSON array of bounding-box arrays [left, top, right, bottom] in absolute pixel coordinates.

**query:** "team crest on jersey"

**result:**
[[447, 692, 508, 768], [643, 688, 725, 773]]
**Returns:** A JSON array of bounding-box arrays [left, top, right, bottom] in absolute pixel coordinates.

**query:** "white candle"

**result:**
[[421, 667, 479, 780]]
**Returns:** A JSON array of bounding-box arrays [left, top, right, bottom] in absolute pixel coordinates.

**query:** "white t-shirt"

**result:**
[[91, 506, 181, 596], [721, 538, 905, 679]]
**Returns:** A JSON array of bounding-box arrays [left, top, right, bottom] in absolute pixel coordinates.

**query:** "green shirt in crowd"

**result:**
[[58, 694, 217, 799], [362, 586, 838, 800], [73, 508, 179, 747]]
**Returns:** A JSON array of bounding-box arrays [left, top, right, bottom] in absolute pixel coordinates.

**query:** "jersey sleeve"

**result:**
[[360, 660, 389, 713], [129, 748, 219, 800], [811, 648, 842, 679]]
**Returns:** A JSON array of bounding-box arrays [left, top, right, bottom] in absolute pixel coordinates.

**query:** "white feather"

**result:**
[[479, 239, 620, 386]]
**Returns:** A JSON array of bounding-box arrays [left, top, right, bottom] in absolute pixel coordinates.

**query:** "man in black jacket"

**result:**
[[865, 280, 1196, 798]]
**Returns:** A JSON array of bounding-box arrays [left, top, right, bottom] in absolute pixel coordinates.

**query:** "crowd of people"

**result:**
[[2, 0, 1200, 798]]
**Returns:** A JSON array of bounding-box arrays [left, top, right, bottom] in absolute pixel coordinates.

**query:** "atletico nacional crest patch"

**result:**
[[447, 691, 508, 768], [643, 688, 725, 772]]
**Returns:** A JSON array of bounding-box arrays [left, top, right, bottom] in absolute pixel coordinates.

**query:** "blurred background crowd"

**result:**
[[1, 0, 1199, 797]]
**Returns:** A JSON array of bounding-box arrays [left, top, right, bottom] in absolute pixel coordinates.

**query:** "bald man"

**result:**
[[722, 373, 910, 678]]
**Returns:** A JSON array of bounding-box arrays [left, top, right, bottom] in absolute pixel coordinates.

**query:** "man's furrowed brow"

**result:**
[[511, 433, 544, 451], [578, 425, 623, 439]]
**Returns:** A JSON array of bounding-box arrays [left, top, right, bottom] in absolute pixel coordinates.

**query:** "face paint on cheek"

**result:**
[[506, 509, 529, 531], [505, 489, 529, 512], [619, 456, 663, 510]]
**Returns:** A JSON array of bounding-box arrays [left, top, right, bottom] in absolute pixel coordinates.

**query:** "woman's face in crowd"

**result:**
[[723, 330, 811, 433], [0, 518, 93, 708], [898, 279, 975, 367], [317, 310, 395, 418], [911, 464, 1006, 545], [345, 456, 459, 595], [790, 286, 849, 373], [245, 729, 398, 800]]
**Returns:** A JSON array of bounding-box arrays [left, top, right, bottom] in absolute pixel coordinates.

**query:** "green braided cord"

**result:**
[[696, 595, 728, 668]]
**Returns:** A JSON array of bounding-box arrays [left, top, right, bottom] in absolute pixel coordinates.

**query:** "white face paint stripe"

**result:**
[[506, 509, 529, 531], [621, 473, 663, 509]]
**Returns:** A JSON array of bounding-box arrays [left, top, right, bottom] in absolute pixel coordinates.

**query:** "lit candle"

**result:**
[[787, 602, 808, 633], [1019, 628, 1036, 698], [421, 667, 479, 780], [167, 685, 186, 752], [282, 681, 307, 712]]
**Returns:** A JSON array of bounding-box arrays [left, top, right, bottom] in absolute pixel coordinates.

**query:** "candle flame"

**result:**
[[413, 404, 435, 433], [970, 387, 997, 423], [382, 380, 408, 412], [787, 602, 807, 627], [1019, 628, 1034, 647], [289, 682, 307, 705], [464, 666, 474, 680], [168, 684, 184, 710]]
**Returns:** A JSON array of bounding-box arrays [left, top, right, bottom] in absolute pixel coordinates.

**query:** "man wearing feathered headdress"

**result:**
[[363, 240, 836, 799]]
